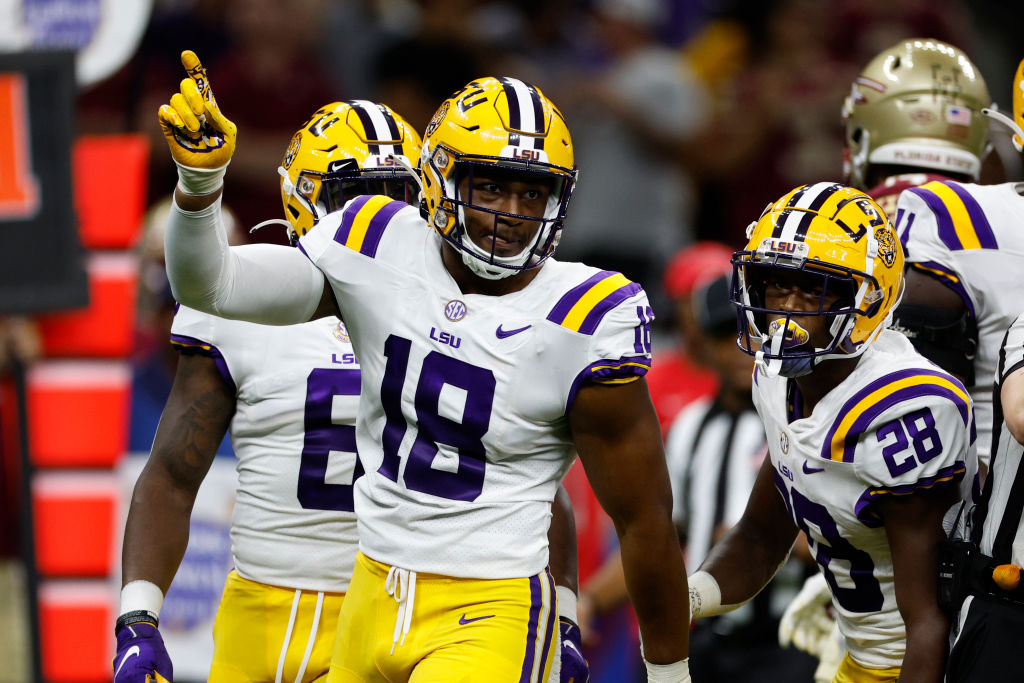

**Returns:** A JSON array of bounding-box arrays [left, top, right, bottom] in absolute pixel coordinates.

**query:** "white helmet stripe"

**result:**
[[350, 99, 399, 159], [499, 77, 544, 149]]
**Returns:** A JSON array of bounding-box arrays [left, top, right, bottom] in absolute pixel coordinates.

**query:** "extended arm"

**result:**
[[115, 352, 235, 682], [695, 456, 799, 610], [123, 352, 235, 590], [880, 485, 959, 683], [571, 378, 689, 671], [165, 195, 331, 323], [158, 50, 333, 324]]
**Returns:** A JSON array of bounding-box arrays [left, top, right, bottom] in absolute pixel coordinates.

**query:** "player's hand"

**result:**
[[778, 572, 835, 657], [558, 618, 590, 683], [112, 619, 172, 683], [158, 50, 236, 194], [813, 622, 844, 683]]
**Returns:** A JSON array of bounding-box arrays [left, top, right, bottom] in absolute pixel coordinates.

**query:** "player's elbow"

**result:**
[[1005, 412, 1024, 446]]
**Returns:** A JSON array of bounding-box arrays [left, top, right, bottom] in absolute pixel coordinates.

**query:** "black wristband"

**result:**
[[115, 609, 159, 634]]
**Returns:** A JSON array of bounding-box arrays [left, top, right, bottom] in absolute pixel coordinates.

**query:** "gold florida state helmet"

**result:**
[[843, 38, 991, 190]]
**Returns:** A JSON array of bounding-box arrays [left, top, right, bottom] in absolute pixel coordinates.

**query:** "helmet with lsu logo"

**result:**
[[982, 56, 1024, 153], [731, 183, 905, 378], [842, 38, 991, 190], [278, 100, 422, 244], [420, 76, 577, 280]]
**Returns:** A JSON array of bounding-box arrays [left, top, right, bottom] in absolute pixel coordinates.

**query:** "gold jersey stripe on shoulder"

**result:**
[[821, 369, 970, 463], [547, 271, 641, 335], [332, 194, 406, 258]]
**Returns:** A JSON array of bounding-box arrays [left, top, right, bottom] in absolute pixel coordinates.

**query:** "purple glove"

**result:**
[[559, 618, 589, 683], [112, 614, 173, 683]]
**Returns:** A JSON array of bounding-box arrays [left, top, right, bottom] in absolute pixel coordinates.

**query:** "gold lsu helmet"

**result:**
[[278, 101, 422, 243], [842, 38, 991, 190], [420, 76, 577, 280], [982, 57, 1024, 153], [731, 183, 904, 377]]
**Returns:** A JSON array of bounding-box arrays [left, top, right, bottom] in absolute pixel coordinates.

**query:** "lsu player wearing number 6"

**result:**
[[160, 61, 692, 682], [687, 183, 977, 683], [115, 99, 421, 683]]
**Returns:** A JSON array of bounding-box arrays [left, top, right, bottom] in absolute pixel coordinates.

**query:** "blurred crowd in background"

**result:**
[[4, 0, 1020, 680], [77, 0, 1023, 323]]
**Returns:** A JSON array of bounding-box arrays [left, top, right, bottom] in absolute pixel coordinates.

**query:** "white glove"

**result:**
[[814, 622, 844, 683], [778, 572, 835, 657]]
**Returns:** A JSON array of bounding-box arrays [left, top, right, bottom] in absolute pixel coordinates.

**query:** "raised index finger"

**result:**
[[180, 49, 210, 100]]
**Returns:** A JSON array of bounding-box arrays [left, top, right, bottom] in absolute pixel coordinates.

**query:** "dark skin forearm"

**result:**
[[571, 378, 689, 664], [121, 353, 235, 592], [547, 484, 579, 594], [882, 484, 960, 683], [699, 457, 799, 605]]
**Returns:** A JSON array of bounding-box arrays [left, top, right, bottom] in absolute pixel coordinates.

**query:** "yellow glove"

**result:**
[[158, 50, 237, 195]]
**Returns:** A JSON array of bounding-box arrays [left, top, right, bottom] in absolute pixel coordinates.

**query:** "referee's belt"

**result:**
[[965, 553, 1024, 607]]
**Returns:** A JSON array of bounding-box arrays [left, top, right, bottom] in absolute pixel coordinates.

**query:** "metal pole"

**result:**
[[13, 356, 44, 683]]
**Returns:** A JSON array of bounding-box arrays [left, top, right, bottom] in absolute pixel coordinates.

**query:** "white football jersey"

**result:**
[[170, 306, 361, 592], [753, 330, 976, 669], [298, 195, 654, 579], [896, 180, 1024, 465], [976, 314, 1024, 567]]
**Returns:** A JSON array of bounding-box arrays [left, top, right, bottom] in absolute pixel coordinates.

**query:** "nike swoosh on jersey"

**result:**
[[114, 645, 141, 679], [802, 462, 825, 474], [496, 324, 531, 339], [459, 613, 496, 624]]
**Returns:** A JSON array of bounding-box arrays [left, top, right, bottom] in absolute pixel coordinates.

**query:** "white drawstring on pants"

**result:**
[[384, 566, 417, 655], [274, 589, 325, 683]]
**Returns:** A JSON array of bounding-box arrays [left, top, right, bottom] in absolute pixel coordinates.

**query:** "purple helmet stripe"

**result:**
[[907, 186, 963, 250], [349, 101, 382, 156], [519, 575, 542, 683], [853, 462, 967, 525], [948, 182, 997, 249], [169, 333, 237, 394], [820, 369, 969, 462]]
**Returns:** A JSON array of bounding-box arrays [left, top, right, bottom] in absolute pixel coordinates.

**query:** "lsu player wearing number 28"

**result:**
[[114, 97, 422, 683], [158, 51, 691, 682], [687, 183, 977, 683]]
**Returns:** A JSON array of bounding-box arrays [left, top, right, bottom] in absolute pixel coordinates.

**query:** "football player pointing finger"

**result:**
[[160, 67, 691, 681]]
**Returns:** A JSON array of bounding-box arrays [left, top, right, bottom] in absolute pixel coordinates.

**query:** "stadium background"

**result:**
[[0, 0, 1021, 681]]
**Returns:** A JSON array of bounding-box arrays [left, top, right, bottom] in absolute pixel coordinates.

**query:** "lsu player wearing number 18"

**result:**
[[160, 58, 692, 682], [115, 100, 421, 683], [687, 183, 976, 683]]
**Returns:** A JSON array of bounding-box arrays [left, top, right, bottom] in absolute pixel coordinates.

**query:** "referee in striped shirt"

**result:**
[[947, 313, 1024, 681], [666, 274, 817, 683]]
